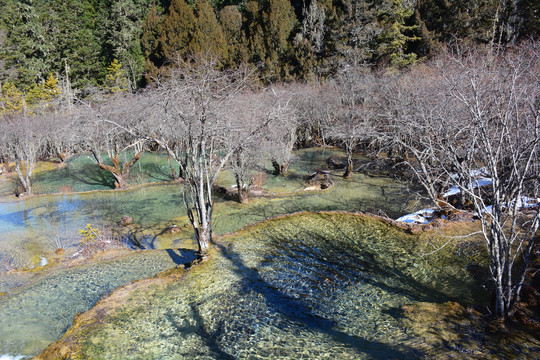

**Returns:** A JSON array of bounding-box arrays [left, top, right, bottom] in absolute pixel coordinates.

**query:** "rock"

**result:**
[[327, 156, 346, 169], [307, 170, 334, 190], [167, 225, 181, 234], [120, 216, 134, 226]]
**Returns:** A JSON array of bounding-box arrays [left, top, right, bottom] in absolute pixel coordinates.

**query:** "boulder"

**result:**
[[120, 216, 134, 226], [307, 170, 334, 190], [167, 225, 181, 234]]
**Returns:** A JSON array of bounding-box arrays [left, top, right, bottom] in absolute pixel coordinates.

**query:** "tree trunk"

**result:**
[[1, 155, 9, 174], [197, 224, 212, 255], [14, 161, 32, 196], [343, 141, 354, 178], [168, 154, 181, 180], [272, 159, 288, 176], [236, 176, 249, 203], [57, 151, 67, 163], [113, 173, 128, 189]]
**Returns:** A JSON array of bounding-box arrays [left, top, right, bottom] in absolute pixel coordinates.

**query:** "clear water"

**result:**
[[0, 152, 176, 197], [0, 249, 196, 356], [76, 213, 488, 359], [0, 149, 440, 358], [0, 184, 186, 269], [0, 149, 415, 269]]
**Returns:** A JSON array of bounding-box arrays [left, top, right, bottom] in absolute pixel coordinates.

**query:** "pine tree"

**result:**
[[104, 59, 130, 94], [191, 0, 228, 60], [377, 0, 420, 70], [159, 0, 196, 61], [1, 0, 53, 88], [261, 0, 297, 78], [141, 3, 164, 64], [141, 3, 165, 82], [244, 1, 266, 64], [101, 0, 153, 90], [0, 82, 25, 115], [49, 0, 103, 88], [219, 5, 248, 65]]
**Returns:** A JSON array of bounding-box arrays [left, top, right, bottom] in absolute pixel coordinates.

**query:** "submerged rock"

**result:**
[[306, 170, 334, 190], [120, 216, 134, 226], [327, 156, 346, 169], [167, 225, 181, 234]]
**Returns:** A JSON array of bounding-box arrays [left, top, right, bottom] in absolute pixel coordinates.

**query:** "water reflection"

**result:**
[[0, 149, 416, 270]]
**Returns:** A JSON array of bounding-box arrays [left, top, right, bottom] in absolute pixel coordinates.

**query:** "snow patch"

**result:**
[[0, 355, 26, 360], [443, 177, 493, 198], [39, 256, 48, 267], [482, 197, 539, 214], [396, 208, 436, 224]]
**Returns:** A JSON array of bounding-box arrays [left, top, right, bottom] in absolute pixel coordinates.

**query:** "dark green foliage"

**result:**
[[159, 0, 196, 61], [0, 0, 53, 88], [0, 0, 536, 91], [377, 0, 420, 70], [219, 5, 248, 65], [49, 0, 103, 89], [415, 0, 526, 44], [191, 0, 228, 60], [100, 0, 154, 90]]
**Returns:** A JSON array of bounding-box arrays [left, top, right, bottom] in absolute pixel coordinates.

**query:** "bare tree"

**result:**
[[42, 110, 81, 163], [323, 69, 377, 177], [146, 57, 277, 255], [78, 95, 146, 190], [228, 88, 295, 202], [0, 113, 44, 196], [383, 42, 540, 320], [263, 86, 298, 176]]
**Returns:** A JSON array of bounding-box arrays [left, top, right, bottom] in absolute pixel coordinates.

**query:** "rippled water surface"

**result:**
[[0, 149, 454, 358], [0, 249, 196, 356], [76, 213, 488, 359]]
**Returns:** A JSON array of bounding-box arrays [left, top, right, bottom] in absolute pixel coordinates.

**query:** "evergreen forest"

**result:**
[[0, 0, 538, 98]]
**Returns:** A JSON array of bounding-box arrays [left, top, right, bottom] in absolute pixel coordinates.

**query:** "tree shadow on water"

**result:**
[[215, 241, 423, 360], [69, 163, 115, 189], [164, 305, 235, 359], [165, 248, 197, 265]]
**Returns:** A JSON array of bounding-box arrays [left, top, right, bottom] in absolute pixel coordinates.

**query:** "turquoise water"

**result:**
[[76, 213, 488, 359], [0, 149, 437, 358], [0, 184, 185, 269], [0, 249, 196, 356], [0, 149, 415, 269]]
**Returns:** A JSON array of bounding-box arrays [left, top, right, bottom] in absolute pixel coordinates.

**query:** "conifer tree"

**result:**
[[191, 0, 228, 60], [244, 1, 266, 64], [141, 3, 165, 82], [141, 3, 164, 65], [377, 0, 420, 70], [101, 0, 151, 90], [49, 0, 103, 88], [104, 60, 130, 94], [159, 0, 196, 61], [261, 0, 297, 78], [0, 82, 25, 115], [219, 5, 247, 65], [1, 0, 52, 88]]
